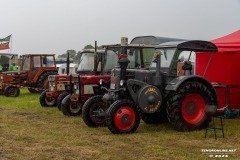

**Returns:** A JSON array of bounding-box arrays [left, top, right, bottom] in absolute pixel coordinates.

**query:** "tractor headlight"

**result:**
[[76, 89, 79, 94], [0, 75, 3, 80], [99, 79, 105, 86], [74, 84, 77, 90], [120, 80, 125, 87]]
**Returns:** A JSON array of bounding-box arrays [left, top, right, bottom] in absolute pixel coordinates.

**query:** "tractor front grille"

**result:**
[[49, 81, 55, 91], [48, 75, 55, 82]]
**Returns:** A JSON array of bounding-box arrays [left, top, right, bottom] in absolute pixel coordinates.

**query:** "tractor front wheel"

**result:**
[[57, 92, 69, 110], [4, 86, 20, 97], [61, 95, 82, 116], [39, 90, 56, 107], [166, 81, 214, 131], [82, 95, 108, 127], [106, 99, 140, 134]]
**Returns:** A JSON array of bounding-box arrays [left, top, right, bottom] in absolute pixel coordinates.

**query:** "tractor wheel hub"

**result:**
[[121, 114, 130, 124]]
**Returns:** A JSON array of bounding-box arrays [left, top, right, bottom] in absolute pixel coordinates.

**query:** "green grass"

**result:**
[[0, 89, 240, 160]]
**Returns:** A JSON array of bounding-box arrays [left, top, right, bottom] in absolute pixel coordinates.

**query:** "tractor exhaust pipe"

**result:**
[[94, 41, 97, 75], [66, 51, 70, 75], [118, 37, 129, 81]]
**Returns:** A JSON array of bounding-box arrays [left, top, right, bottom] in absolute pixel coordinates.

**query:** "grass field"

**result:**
[[0, 89, 240, 160]]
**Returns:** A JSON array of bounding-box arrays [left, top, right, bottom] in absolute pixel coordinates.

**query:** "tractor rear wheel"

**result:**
[[37, 71, 57, 93], [82, 95, 108, 127], [39, 90, 56, 107], [4, 86, 20, 97], [166, 81, 214, 131], [57, 92, 69, 110], [106, 99, 140, 134], [61, 95, 82, 116]]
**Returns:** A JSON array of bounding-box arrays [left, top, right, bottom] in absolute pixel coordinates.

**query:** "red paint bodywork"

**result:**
[[46, 74, 72, 98], [70, 75, 111, 102], [196, 30, 240, 109]]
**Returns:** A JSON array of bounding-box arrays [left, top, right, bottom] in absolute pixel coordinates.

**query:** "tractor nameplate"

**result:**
[[137, 85, 162, 114], [57, 84, 65, 91]]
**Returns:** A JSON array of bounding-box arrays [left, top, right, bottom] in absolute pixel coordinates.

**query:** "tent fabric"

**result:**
[[211, 30, 240, 52]]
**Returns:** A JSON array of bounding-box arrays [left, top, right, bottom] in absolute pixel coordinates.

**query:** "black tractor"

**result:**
[[83, 38, 219, 134], [82, 36, 184, 127]]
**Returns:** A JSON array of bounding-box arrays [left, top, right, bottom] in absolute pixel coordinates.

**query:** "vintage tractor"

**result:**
[[0, 53, 19, 96], [39, 49, 106, 108], [0, 54, 57, 97], [81, 36, 184, 127], [82, 39, 219, 134], [0, 53, 19, 72], [62, 36, 177, 117], [60, 44, 121, 116]]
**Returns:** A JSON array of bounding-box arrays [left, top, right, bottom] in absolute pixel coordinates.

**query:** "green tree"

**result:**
[[84, 45, 94, 49], [58, 50, 76, 59], [74, 51, 82, 64]]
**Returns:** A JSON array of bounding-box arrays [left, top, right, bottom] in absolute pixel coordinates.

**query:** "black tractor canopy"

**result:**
[[156, 40, 218, 52]]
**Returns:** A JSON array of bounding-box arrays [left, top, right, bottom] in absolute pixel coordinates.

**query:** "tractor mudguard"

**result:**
[[127, 79, 148, 103], [165, 75, 218, 105], [127, 79, 162, 114]]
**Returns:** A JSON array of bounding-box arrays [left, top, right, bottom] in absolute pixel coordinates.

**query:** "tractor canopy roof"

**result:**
[[155, 40, 218, 52], [211, 30, 240, 52], [102, 43, 156, 48], [130, 36, 186, 45], [81, 48, 105, 53]]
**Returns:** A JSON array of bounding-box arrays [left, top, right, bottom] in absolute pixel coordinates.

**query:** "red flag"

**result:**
[[0, 42, 10, 50]]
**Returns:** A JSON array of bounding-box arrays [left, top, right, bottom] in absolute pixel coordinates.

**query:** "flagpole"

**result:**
[[10, 34, 12, 53]]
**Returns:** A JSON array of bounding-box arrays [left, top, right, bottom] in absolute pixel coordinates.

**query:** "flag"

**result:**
[[0, 42, 10, 50], [0, 35, 11, 42]]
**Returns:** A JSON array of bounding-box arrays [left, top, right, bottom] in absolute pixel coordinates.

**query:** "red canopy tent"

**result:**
[[212, 30, 240, 52], [196, 30, 240, 109]]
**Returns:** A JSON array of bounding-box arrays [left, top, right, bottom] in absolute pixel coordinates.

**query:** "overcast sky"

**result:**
[[1, 0, 240, 55]]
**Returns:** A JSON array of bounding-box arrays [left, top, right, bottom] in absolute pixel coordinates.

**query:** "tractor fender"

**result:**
[[33, 69, 45, 83], [34, 69, 58, 84], [127, 79, 149, 103], [127, 79, 163, 114], [165, 75, 218, 105]]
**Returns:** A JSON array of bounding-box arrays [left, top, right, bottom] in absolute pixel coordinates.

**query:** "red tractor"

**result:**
[[60, 44, 120, 116], [0, 54, 57, 97], [39, 49, 106, 108]]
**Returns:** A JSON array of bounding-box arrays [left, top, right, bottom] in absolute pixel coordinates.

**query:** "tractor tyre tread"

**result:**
[[57, 92, 69, 110], [166, 81, 214, 131], [82, 95, 106, 128], [4, 86, 20, 97], [39, 90, 48, 107], [106, 99, 140, 134]]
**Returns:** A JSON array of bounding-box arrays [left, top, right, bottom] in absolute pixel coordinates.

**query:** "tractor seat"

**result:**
[[182, 61, 192, 75]]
